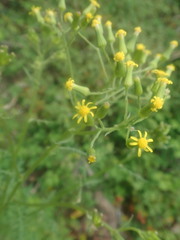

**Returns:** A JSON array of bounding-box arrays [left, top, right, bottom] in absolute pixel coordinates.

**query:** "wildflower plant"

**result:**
[[0, 0, 179, 239]]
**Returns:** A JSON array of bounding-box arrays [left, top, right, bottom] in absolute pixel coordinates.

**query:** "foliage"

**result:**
[[0, 0, 179, 239]]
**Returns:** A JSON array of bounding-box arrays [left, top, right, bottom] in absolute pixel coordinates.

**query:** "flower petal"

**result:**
[[77, 117, 83, 124], [138, 148, 142, 157], [138, 130, 142, 138], [73, 114, 78, 119], [130, 136, 138, 141], [129, 142, 138, 146]]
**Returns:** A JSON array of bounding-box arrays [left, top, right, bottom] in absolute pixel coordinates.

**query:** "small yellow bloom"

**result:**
[[134, 26, 142, 33], [115, 29, 127, 37], [105, 21, 112, 27], [113, 51, 125, 62], [64, 12, 73, 22], [144, 49, 151, 55], [170, 40, 178, 48], [94, 15, 102, 21], [136, 43, 145, 50], [88, 155, 96, 164], [86, 12, 93, 20], [46, 9, 56, 16], [157, 77, 173, 85], [73, 99, 97, 124], [150, 96, 164, 112], [91, 19, 100, 27], [65, 78, 74, 91], [126, 60, 138, 67], [166, 64, 175, 71], [90, 0, 100, 8], [129, 130, 153, 157], [30, 6, 41, 15], [152, 69, 169, 77]]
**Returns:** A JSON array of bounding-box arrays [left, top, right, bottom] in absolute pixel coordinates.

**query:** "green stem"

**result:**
[[78, 32, 109, 82], [90, 130, 102, 148], [124, 88, 129, 120]]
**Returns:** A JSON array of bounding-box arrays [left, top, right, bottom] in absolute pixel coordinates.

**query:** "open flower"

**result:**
[[151, 96, 164, 112], [129, 130, 153, 157], [88, 155, 96, 164], [73, 99, 97, 123]]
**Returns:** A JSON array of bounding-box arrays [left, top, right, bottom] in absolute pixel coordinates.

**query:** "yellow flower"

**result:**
[[46, 9, 56, 16], [30, 6, 41, 15], [166, 64, 175, 71], [90, 0, 100, 8], [94, 15, 102, 21], [129, 131, 153, 157], [91, 19, 100, 27], [136, 43, 145, 50], [65, 78, 74, 91], [73, 99, 97, 124], [88, 155, 96, 164], [113, 51, 125, 62], [150, 96, 164, 112], [152, 69, 169, 77], [134, 26, 142, 33], [126, 60, 138, 67], [105, 21, 112, 27], [115, 29, 127, 37], [170, 40, 178, 48], [157, 77, 173, 85], [64, 12, 73, 22], [86, 12, 93, 20]]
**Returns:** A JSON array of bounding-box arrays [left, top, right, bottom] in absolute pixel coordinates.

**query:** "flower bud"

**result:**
[[127, 26, 142, 53], [124, 61, 138, 88], [105, 21, 115, 43], [166, 64, 175, 77], [115, 29, 127, 54], [163, 40, 178, 59], [149, 53, 162, 68], [96, 102, 110, 119], [92, 209, 102, 227], [87, 148, 96, 164], [64, 12, 73, 23], [83, 0, 100, 15], [59, 0, 66, 11], [92, 20, 107, 48], [45, 9, 56, 25], [114, 52, 126, 78], [65, 78, 90, 96], [134, 77, 143, 96], [29, 6, 44, 24]]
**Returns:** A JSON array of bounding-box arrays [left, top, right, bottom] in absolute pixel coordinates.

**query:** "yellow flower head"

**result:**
[[86, 12, 93, 20], [105, 21, 112, 27], [150, 96, 164, 112], [73, 99, 97, 124], [126, 60, 138, 67], [88, 155, 96, 164], [166, 64, 175, 71], [115, 29, 127, 38], [134, 26, 142, 34], [65, 78, 74, 91], [157, 77, 173, 85], [46, 9, 56, 16], [90, 0, 100, 8], [129, 130, 153, 157], [64, 12, 73, 22], [113, 51, 125, 62], [94, 15, 102, 21], [91, 19, 100, 27], [30, 6, 41, 15], [152, 69, 169, 77], [170, 40, 178, 48], [136, 43, 145, 50]]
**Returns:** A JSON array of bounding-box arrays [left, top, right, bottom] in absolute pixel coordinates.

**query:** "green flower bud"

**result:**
[[105, 21, 115, 43], [163, 40, 178, 59], [134, 77, 143, 96], [92, 20, 107, 48], [96, 102, 110, 119], [124, 61, 138, 88], [73, 84, 91, 96], [115, 29, 127, 54], [92, 209, 102, 227], [149, 54, 162, 68], [59, 0, 66, 11]]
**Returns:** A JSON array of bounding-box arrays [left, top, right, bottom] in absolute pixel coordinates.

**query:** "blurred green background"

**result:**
[[0, 0, 179, 239]]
